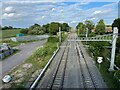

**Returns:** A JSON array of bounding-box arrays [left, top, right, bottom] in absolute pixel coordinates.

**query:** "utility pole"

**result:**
[[86, 28, 88, 44], [109, 27, 118, 71], [59, 27, 61, 45]]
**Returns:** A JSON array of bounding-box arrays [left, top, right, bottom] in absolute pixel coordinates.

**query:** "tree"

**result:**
[[8, 26, 13, 29], [112, 18, 120, 33], [2, 26, 9, 30], [95, 19, 106, 35], [76, 22, 86, 35], [43, 24, 50, 33], [29, 24, 40, 30], [28, 23, 46, 35], [49, 22, 60, 35], [2, 26, 13, 30], [20, 28, 29, 34], [85, 20, 94, 34], [61, 23, 69, 31]]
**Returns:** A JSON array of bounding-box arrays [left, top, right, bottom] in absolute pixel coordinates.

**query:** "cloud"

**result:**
[[1, 2, 118, 28], [2, 12, 21, 20], [2, 0, 120, 2], [93, 10, 102, 14], [51, 8, 55, 11], [4, 6, 15, 12], [3, 13, 15, 17]]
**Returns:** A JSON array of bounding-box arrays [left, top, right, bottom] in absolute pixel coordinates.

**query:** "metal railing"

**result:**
[[29, 47, 60, 90]]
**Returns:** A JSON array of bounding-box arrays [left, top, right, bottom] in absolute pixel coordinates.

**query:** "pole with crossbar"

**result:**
[[109, 27, 118, 71]]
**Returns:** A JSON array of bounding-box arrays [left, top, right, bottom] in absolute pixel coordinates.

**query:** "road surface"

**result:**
[[0, 40, 46, 77]]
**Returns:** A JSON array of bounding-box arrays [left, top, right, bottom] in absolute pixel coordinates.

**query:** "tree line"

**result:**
[[1, 26, 20, 30], [76, 19, 107, 37], [76, 18, 120, 37], [20, 22, 70, 35]]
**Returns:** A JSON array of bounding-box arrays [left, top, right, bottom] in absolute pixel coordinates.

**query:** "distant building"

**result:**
[[106, 27, 112, 33], [91, 29, 95, 32], [91, 27, 112, 33]]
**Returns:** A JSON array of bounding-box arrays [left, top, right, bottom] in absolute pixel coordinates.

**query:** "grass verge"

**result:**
[[2, 29, 21, 39], [2, 33, 68, 89], [1, 39, 41, 47], [82, 41, 120, 88]]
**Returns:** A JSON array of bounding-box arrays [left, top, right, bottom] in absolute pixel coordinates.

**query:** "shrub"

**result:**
[[47, 37, 59, 43]]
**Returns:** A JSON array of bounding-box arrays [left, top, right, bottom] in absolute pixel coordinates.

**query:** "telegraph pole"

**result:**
[[59, 27, 61, 45], [86, 28, 88, 44], [109, 27, 118, 71]]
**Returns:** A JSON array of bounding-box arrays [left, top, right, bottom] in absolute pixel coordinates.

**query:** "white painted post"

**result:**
[[86, 28, 88, 44], [59, 27, 61, 45], [109, 27, 118, 71]]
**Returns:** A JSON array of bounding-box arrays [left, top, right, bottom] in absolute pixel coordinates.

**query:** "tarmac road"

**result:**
[[0, 40, 46, 77]]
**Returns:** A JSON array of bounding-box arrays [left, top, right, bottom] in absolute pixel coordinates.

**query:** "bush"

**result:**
[[115, 70, 120, 80], [89, 32, 96, 37], [47, 37, 59, 43], [20, 29, 29, 34]]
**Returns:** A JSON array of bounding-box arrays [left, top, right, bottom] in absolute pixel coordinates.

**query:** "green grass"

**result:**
[[2, 29, 21, 39], [9, 37, 58, 88], [82, 41, 120, 88], [1, 39, 41, 47], [2, 33, 68, 89]]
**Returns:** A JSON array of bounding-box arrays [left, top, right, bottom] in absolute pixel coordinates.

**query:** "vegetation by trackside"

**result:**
[[76, 18, 120, 88], [2, 32, 68, 89]]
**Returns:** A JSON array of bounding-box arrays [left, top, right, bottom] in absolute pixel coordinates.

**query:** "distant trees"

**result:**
[[76, 22, 86, 35], [28, 24, 45, 35], [85, 20, 94, 34], [20, 22, 70, 35], [43, 24, 50, 33], [76, 20, 94, 36], [95, 19, 106, 35], [20, 28, 29, 34], [48, 22, 70, 35], [2, 26, 13, 30], [49, 22, 60, 35], [112, 18, 120, 33], [76, 19, 107, 36], [61, 23, 69, 31]]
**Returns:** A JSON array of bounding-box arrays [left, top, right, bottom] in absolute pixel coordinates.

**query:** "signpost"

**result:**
[[97, 57, 103, 70]]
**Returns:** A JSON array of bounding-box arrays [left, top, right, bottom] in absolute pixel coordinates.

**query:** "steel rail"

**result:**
[[29, 47, 60, 90], [76, 42, 96, 89]]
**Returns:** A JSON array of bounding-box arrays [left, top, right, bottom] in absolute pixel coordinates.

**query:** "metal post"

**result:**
[[109, 27, 118, 71], [86, 28, 88, 44], [59, 27, 61, 45]]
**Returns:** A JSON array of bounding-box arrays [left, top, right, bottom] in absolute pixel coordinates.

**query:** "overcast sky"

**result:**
[[0, 0, 119, 28]]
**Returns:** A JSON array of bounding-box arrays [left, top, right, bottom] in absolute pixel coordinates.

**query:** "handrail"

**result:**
[[29, 47, 60, 90]]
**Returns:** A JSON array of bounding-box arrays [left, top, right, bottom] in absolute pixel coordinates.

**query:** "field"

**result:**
[[2, 29, 21, 39]]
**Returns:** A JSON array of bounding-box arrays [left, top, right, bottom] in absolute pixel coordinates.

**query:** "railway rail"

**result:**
[[29, 33, 107, 90]]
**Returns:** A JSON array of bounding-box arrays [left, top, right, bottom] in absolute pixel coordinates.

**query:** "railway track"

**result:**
[[34, 37, 70, 89], [76, 42, 96, 88], [48, 41, 69, 89], [30, 33, 107, 89]]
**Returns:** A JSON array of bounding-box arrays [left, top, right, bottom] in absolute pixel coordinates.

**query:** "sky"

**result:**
[[0, 0, 119, 28]]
